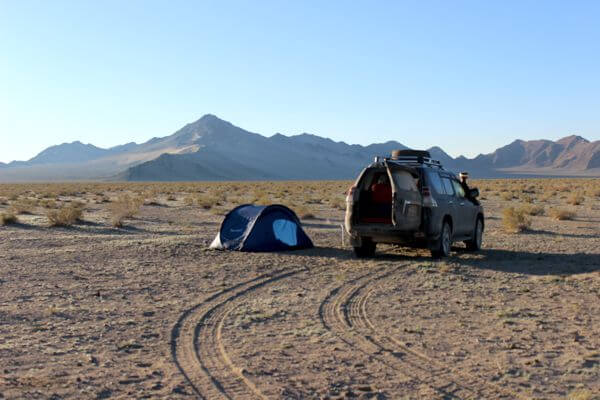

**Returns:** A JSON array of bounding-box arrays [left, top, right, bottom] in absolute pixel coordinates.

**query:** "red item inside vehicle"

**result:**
[[370, 183, 392, 203]]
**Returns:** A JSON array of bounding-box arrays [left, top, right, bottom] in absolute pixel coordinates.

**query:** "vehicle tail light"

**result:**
[[421, 186, 438, 207], [346, 185, 357, 200]]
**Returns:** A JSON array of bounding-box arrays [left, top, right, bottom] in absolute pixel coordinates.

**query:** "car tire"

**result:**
[[431, 221, 452, 258], [354, 238, 376, 258], [465, 217, 483, 251]]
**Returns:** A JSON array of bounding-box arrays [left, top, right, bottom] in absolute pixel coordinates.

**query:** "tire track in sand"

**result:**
[[320, 265, 520, 399], [171, 267, 304, 399]]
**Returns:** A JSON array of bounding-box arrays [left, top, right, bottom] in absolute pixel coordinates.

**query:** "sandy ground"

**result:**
[[0, 186, 599, 399]]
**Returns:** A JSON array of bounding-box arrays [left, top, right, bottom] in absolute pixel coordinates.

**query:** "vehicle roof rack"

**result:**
[[386, 156, 444, 169], [374, 149, 444, 169]]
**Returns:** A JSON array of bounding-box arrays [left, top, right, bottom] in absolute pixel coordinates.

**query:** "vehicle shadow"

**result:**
[[298, 246, 600, 275], [456, 248, 600, 275], [524, 229, 599, 239]]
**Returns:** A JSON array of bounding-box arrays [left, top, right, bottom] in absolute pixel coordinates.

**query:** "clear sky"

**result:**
[[1, 0, 600, 163]]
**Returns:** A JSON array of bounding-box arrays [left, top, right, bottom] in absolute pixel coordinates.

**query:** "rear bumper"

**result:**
[[347, 224, 431, 245]]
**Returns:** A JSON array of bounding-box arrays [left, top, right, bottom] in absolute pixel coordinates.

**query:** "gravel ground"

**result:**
[[0, 184, 599, 399]]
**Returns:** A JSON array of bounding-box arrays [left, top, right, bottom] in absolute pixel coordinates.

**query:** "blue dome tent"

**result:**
[[210, 204, 314, 252]]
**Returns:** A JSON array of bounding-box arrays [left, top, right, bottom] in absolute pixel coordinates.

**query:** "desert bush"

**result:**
[[10, 199, 36, 214], [40, 199, 58, 209], [520, 194, 534, 203], [502, 207, 531, 233], [46, 204, 83, 227], [549, 208, 576, 221], [500, 192, 514, 201], [567, 192, 584, 205], [0, 211, 18, 226], [567, 388, 594, 400], [293, 205, 315, 219], [166, 194, 177, 201], [108, 194, 143, 227], [329, 196, 346, 210], [183, 196, 195, 206], [517, 204, 545, 216], [197, 194, 219, 209]]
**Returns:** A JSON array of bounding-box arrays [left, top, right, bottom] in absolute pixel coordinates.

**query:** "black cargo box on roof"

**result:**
[[391, 149, 431, 159]]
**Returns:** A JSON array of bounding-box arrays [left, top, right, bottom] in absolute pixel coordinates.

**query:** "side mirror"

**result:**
[[469, 188, 480, 198]]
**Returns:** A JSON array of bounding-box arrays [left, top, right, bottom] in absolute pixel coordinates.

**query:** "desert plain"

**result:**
[[0, 179, 599, 400]]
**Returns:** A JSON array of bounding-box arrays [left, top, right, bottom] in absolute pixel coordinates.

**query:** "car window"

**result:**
[[391, 170, 418, 191], [426, 171, 445, 194], [452, 180, 466, 198], [441, 177, 454, 196]]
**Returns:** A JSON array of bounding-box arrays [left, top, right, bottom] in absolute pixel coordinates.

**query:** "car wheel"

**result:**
[[431, 221, 451, 258], [354, 238, 376, 258], [465, 217, 483, 251]]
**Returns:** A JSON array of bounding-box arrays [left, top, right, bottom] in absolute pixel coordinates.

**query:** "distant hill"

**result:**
[[0, 114, 598, 181]]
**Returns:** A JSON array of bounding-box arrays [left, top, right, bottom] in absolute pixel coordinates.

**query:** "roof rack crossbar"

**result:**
[[379, 155, 444, 169]]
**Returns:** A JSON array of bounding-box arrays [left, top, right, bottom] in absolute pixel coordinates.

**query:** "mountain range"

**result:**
[[1, 114, 599, 181]]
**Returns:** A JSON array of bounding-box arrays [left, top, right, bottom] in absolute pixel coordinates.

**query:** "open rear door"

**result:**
[[385, 163, 422, 231]]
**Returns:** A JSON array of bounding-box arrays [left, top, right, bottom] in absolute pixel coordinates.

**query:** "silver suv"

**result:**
[[345, 150, 484, 258]]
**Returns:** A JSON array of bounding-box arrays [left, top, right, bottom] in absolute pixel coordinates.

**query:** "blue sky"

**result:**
[[1, 0, 600, 163]]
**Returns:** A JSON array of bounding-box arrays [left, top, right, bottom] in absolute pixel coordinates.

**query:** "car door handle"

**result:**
[[459, 202, 465, 206], [448, 201, 453, 204]]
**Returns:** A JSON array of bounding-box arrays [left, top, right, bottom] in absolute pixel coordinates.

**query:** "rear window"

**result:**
[[426, 171, 445, 194], [391, 170, 418, 191], [442, 177, 454, 195]]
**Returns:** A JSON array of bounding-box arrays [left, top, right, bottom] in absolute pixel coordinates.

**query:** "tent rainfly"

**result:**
[[210, 204, 314, 252]]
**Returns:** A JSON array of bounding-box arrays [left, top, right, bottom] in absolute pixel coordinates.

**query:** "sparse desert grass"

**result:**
[[567, 389, 594, 400], [197, 194, 220, 209], [520, 194, 534, 203], [293, 204, 315, 219], [0, 210, 18, 226], [517, 203, 545, 216], [549, 207, 576, 221], [46, 204, 83, 227], [567, 192, 585, 205], [108, 194, 144, 227], [10, 199, 37, 214], [183, 196, 195, 206], [502, 207, 531, 233], [500, 192, 514, 201]]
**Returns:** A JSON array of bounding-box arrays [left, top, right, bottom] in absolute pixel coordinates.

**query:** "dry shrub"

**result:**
[[518, 204, 545, 216], [197, 194, 219, 209], [502, 207, 531, 233], [549, 208, 576, 221], [46, 204, 83, 227], [10, 199, 36, 214], [520, 194, 534, 203], [108, 194, 143, 227], [329, 196, 346, 210], [293, 205, 315, 219], [567, 192, 584, 205], [0, 211, 18, 226], [567, 388, 594, 400], [183, 196, 195, 206], [500, 192, 513, 201]]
